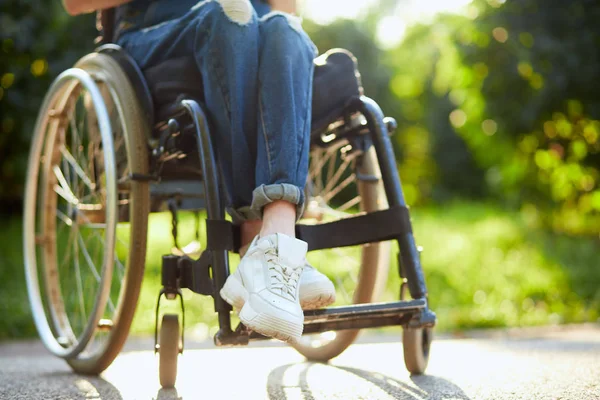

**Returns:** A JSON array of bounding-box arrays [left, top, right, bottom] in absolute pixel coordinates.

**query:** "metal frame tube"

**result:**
[[352, 96, 428, 300], [180, 100, 233, 334]]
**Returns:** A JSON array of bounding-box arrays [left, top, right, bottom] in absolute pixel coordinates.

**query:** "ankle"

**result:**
[[260, 201, 296, 238]]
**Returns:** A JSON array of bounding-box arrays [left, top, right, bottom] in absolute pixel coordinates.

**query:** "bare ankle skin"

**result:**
[[260, 200, 296, 238], [238, 201, 297, 257]]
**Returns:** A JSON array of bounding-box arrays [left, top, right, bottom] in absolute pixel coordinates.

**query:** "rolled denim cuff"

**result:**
[[227, 205, 263, 225], [251, 183, 305, 221]]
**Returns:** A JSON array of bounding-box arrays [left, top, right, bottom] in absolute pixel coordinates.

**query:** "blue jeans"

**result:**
[[117, 0, 317, 222]]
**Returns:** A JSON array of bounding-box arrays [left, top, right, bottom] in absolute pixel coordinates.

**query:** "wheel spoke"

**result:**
[[62, 157, 72, 209], [53, 165, 77, 200], [114, 254, 125, 278], [322, 157, 351, 195], [323, 173, 356, 203], [106, 294, 116, 314], [74, 230, 87, 329], [316, 202, 352, 220], [59, 227, 75, 270], [54, 184, 79, 206], [338, 195, 362, 212], [70, 110, 84, 199], [78, 234, 101, 283], [56, 209, 73, 227], [79, 189, 106, 203], [60, 146, 96, 191], [326, 149, 337, 184], [77, 232, 116, 313], [84, 223, 107, 229]]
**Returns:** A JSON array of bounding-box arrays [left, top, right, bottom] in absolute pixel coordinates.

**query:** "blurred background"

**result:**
[[0, 0, 598, 340]]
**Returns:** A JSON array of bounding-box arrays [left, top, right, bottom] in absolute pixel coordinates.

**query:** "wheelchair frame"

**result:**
[[149, 95, 437, 346], [24, 12, 437, 383], [96, 42, 436, 347]]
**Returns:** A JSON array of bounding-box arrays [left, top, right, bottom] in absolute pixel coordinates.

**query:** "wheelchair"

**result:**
[[22, 8, 436, 388]]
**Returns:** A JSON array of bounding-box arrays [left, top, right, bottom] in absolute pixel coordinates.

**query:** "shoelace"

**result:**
[[264, 248, 303, 301]]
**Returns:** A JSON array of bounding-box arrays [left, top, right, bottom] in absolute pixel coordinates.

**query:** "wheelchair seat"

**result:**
[[99, 45, 363, 137]]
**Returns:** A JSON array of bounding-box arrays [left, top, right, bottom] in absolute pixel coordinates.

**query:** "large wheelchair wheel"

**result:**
[[23, 53, 149, 374], [292, 143, 391, 361]]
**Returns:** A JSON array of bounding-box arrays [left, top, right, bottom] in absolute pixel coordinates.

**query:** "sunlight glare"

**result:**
[[303, 0, 474, 47], [302, 0, 378, 25], [376, 15, 406, 49]]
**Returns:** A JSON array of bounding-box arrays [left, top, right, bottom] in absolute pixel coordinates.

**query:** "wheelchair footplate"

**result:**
[[155, 251, 436, 346]]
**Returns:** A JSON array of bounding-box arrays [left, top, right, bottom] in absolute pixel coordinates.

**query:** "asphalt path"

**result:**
[[1, 325, 599, 399]]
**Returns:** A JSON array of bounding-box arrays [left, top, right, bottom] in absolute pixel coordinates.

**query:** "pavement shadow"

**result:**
[[267, 362, 470, 400], [37, 372, 124, 400]]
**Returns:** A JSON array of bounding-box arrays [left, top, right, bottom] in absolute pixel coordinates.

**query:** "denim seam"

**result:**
[[258, 12, 317, 55], [258, 87, 274, 179], [199, 17, 233, 122], [297, 54, 314, 187]]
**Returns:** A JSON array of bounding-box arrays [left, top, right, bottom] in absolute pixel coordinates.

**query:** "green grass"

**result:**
[[1, 202, 598, 340], [398, 203, 600, 331]]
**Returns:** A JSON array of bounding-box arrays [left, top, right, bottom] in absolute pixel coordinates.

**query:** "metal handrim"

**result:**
[[24, 68, 117, 359]]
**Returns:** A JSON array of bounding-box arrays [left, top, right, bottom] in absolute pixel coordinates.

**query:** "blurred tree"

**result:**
[[305, 18, 486, 205], [378, 0, 600, 234], [0, 0, 96, 213], [452, 0, 600, 234]]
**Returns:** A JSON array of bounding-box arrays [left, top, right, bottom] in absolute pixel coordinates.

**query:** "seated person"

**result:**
[[63, 0, 336, 343]]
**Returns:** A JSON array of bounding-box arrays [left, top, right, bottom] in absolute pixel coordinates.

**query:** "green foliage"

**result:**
[[454, 0, 600, 234], [380, 0, 600, 233], [0, 0, 96, 210], [306, 16, 489, 206], [0, 218, 35, 339], [385, 203, 599, 331], [307, 0, 600, 234]]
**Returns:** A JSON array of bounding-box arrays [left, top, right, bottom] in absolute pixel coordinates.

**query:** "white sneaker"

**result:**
[[234, 242, 336, 310], [220, 233, 306, 343], [299, 264, 336, 310]]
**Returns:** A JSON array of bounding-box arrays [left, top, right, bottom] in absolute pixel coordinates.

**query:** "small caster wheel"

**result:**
[[402, 326, 433, 375], [159, 314, 180, 388]]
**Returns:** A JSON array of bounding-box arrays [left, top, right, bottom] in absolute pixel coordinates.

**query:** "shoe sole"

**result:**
[[239, 302, 303, 344], [299, 287, 336, 310], [220, 277, 303, 343]]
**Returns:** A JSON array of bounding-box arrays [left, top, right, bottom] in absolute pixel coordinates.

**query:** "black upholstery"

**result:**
[[143, 56, 204, 123], [141, 48, 363, 134], [311, 49, 363, 133]]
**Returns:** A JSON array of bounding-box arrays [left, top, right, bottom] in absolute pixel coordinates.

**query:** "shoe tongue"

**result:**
[[260, 233, 307, 267]]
